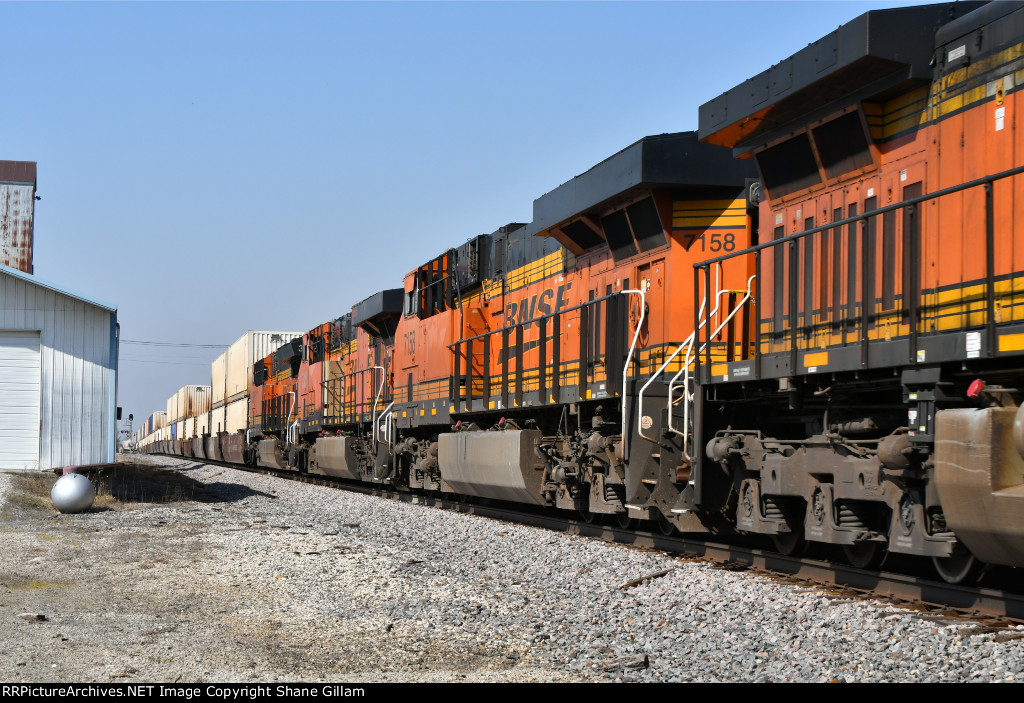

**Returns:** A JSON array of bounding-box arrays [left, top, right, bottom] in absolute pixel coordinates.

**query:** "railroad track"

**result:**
[[141, 454, 1024, 628]]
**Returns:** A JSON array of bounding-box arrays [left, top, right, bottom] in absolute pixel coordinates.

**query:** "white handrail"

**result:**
[[377, 401, 395, 445], [669, 275, 756, 463], [286, 391, 298, 445], [368, 365, 386, 447], [635, 263, 724, 444], [619, 288, 646, 462]]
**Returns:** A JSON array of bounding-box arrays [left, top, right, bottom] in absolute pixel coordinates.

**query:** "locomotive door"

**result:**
[[635, 258, 666, 364], [462, 306, 489, 401]]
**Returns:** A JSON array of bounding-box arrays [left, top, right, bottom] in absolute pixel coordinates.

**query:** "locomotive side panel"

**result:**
[[696, 1, 1024, 579]]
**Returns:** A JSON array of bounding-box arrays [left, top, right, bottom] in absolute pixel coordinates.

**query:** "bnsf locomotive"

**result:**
[[144, 1, 1024, 584]]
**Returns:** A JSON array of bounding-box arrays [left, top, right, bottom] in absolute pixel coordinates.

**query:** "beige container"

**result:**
[[225, 397, 248, 433], [197, 412, 210, 437], [209, 406, 226, 435], [152, 411, 167, 430], [175, 385, 212, 421], [211, 351, 227, 409], [225, 331, 303, 404], [184, 416, 195, 439], [166, 394, 178, 426]]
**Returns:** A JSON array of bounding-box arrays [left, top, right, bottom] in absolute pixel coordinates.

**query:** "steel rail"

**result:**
[[143, 453, 1024, 625]]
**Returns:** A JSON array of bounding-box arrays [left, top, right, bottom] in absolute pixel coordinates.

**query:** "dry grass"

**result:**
[[5, 472, 59, 517], [4, 461, 212, 516], [92, 461, 209, 507]]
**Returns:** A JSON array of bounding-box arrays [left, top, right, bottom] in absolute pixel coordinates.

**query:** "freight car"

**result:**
[[141, 1, 1024, 585]]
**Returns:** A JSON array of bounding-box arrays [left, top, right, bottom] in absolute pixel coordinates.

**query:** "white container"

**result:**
[[225, 331, 303, 404], [211, 351, 227, 409], [225, 397, 248, 433], [197, 411, 210, 437], [184, 416, 195, 439], [166, 394, 178, 426], [175, 385, 211, 421], [209, 406, 226, 435]]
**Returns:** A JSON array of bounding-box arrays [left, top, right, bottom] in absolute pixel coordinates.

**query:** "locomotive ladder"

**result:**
[[633, 264, 756, 465], [669, 274, 755, 462]]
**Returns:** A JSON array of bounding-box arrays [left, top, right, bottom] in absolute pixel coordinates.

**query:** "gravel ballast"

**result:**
[[2, 455, 1023, 683]]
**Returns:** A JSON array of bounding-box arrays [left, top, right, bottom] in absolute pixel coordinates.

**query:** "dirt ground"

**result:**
[[0, 459, 577, 684]]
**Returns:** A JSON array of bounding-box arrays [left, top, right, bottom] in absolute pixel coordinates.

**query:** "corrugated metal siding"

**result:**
[[0, 331, 41, 469], [0, 269, 116, 470], [175, 385, 211, 421], [0, 161, 35, 275]]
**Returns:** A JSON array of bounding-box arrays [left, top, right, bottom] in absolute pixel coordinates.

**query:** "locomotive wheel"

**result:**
[[771, 530, 807, 557], [932, 552, 982, 585], [656, 512, 677, 536], [614, 512, 638, 530], [842, 542, 887, 570], [572, 495, 596, 523]]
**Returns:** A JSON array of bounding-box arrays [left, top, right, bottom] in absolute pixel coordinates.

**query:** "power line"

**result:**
[[119, 358, 215, 366], [121, 339, 229, 348]]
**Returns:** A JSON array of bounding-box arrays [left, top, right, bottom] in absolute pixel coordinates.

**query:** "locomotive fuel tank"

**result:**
[[437, 429, 547, 505], [257, 437, 288, 470], [310, 436, 362, 481], [935, 407, 1024, 567]]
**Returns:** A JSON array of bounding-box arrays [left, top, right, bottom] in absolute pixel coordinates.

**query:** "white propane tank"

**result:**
[[50, 473, 96, 514]]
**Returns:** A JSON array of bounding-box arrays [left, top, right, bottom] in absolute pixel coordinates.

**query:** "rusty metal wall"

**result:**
[[172, 385, 211, 422], [0, 161, 36, 274]]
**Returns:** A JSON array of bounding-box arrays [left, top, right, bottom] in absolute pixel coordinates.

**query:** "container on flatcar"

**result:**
[[175, 385, 211, 422], [225, 331, 303, 405], [209, 406, 226, 436], [225, 397, 247, 433], [211, 351, 227, 409]]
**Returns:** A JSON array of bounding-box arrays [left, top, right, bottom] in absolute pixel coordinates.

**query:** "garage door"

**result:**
[[0, 331, 41, 470]]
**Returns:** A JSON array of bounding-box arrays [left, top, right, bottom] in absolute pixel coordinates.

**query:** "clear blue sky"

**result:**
[[0, 0, 930, 427]]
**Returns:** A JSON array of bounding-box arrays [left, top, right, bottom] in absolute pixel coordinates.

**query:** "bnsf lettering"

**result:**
[[505, 282, 572, 328]]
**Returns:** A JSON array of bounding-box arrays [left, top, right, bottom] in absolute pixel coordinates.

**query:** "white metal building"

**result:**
[[0, 263, 118, 470]]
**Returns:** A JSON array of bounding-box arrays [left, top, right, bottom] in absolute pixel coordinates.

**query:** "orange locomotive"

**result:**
[[236, 132, 755, 524], [387, 132, 756, 526], [247, 292, 403, 480], [144, 0, 1024, 585], [692, 0, 1024, 581]]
